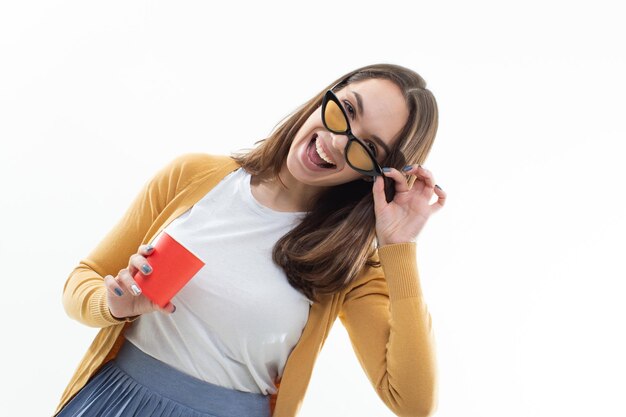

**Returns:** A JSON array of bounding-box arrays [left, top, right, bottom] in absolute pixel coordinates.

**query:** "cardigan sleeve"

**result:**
[[62, 153, 213, 328], [338, 242, 437, 417]]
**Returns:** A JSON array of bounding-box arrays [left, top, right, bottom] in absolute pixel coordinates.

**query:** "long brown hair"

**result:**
[[232, 64, 438, 302]]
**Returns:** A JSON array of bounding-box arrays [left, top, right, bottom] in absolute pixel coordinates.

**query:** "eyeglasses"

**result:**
[[321, 89, 396, 203]]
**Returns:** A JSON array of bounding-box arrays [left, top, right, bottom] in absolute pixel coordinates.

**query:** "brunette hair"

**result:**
[[232, 63, 438, 302]]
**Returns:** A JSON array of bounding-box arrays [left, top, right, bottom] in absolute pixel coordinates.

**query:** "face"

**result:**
[[284, 78, 409, 191]]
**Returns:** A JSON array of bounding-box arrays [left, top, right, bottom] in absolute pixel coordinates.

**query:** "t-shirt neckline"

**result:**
[[239, 168, 307, 218]]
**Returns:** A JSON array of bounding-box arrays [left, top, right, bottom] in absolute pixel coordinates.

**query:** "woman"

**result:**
[[55, 63, 445, 417]]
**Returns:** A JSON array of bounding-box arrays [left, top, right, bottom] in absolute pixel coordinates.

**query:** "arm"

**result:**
[[62, 153, 211, 328], [339, 242, 437, 417]]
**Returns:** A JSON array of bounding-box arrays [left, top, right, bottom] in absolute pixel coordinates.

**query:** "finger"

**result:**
[[104, 274, 125, 297], [400, 164, 426, 179], [381, 167, 411, 193], [431, 184, 447, 212], [159, 302, 177, 315], [139, 244, 155, 256], [129, 253, 153, 277], [401, 164, 419, 175], [401, 164, 426, 192], [118, 269, 143, 296], [416, 166, 436, 189]]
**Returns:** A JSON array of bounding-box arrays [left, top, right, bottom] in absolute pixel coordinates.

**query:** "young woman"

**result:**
[[55, 63, 445, 417]]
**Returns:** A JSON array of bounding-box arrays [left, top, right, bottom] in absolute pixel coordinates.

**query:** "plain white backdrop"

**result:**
[[1, 1, 624, 416]]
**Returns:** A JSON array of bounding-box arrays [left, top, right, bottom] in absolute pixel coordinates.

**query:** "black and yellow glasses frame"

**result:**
[[321, 90, 396, 202]]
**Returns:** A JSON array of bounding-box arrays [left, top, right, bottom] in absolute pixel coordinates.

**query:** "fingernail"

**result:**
[[141, 264, 152, 274], [114, 288, 123, 297], [402, 165, 413, 171], [172, 305, 177, 313], [435, 184, 443, 190], [130, 284, 142, 295], [146, 245, 154, 252], [382, 167, 391, 172]]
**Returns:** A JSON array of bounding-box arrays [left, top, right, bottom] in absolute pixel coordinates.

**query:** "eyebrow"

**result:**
[[351, 90, 392, 156]]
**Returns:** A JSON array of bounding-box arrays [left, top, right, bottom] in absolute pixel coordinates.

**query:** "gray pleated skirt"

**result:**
[[56, 341, 271, 417]]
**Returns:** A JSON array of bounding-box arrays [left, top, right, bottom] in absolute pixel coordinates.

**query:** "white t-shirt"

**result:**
[[125, 167, 313, 395]]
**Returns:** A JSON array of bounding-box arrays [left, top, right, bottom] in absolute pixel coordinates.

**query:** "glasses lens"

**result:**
[[346, 140, 376, 172], [323, 99, 348, 133]]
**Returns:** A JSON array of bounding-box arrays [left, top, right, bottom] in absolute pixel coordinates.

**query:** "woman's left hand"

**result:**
[[372, 165, 446, 246]]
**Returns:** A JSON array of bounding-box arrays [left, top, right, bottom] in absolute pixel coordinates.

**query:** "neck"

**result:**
[[249, 165, 327, 213]]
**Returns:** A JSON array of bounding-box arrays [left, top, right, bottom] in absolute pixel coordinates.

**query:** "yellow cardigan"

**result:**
[[55, 153, 437, 417]]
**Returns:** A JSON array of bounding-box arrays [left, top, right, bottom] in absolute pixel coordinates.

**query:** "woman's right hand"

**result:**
[[104, 244, 176, 320]]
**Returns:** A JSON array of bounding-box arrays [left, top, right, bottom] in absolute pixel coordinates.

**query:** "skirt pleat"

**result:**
[[57, 342, 270, 417], [59, 364, 225, 417]]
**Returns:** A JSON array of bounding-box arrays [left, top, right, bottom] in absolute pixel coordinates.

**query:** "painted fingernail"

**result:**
[[435, 184, 443, 190], [146, 245, 154, 252], [402, 165, 413, 171], [382, 167, 391, 172], [130, 284, 142, 296], [141, 264, 152, 274], [114, 288, 123, 297]]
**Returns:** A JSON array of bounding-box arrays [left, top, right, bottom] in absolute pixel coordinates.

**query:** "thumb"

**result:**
[[372, 175, 386, 210]]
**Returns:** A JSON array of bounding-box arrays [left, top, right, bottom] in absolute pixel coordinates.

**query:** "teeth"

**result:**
[[315, 138, 336, 165]]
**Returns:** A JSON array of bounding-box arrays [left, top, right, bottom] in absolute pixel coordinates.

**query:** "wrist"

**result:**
[[377, 237, 416, 247], [108, 307, 127, 322], [108, 307, 139, 323]]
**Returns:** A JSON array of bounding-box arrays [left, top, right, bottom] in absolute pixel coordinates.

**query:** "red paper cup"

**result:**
[[134, 232, 205, 308]]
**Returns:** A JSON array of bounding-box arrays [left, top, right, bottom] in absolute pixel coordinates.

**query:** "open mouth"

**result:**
[[307, 134, 337, 169]]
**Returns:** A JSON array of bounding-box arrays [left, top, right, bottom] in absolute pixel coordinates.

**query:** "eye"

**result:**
[[365, 141, 378, 157], [343, 100, 356, 119]]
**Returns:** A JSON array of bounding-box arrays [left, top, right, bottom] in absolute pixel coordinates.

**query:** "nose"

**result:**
[[330, 133, 349, 155]]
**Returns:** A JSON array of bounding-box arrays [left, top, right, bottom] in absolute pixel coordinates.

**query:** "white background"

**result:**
[[1, 1, 624, 416]]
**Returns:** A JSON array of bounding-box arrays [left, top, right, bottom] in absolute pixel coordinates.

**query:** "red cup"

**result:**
[[134, 232, 205, 308]]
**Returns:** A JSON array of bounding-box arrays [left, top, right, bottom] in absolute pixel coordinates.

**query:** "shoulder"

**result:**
[[165, 153, 238, 176], [156, 153, 241, 192]]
